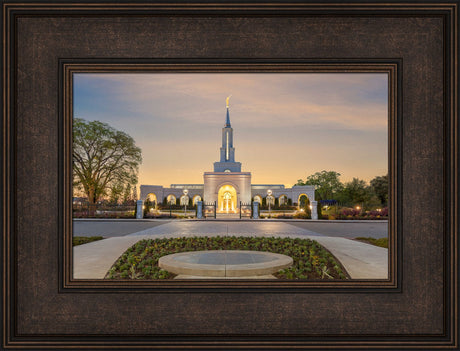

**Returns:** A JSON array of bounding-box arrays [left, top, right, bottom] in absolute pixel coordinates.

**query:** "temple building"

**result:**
[[140, 98, 315, 214]]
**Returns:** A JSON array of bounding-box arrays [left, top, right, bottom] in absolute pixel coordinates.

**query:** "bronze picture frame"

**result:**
[[63, 61, 397, 290], [2, 1, 458, 349]]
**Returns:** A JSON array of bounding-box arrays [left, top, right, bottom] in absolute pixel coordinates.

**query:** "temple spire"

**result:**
[[225, 107, 231, 127], [225, 95, 232, 127], [213, 95, 241, 172]]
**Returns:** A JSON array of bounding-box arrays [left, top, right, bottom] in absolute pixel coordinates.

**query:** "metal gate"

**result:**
[[239, 201, 252, 219], [203, 201, 217, 219]]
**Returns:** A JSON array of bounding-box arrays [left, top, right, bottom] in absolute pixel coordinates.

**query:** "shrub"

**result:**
[[334, 207, 388, 220], [293, 212, 310, 219], [105, 236, 349, 280]]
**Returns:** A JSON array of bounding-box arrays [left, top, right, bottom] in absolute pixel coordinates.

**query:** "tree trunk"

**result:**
[[87, 188, 96, 216]]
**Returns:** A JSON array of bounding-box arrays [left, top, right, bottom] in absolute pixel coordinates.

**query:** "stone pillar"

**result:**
[[311, 201, 318, 220], [196, 201, 203, 219], [136, 200, 143, 219], [253, 201, 259, 219]]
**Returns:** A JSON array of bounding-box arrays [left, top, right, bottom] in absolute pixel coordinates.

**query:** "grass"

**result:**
[[73, 236, 104, 246], [105, 236, 349, 280], [355, 237, 388, 248]]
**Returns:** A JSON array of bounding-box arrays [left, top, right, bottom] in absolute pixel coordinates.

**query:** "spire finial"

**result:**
[[226, 95, 232, 108]]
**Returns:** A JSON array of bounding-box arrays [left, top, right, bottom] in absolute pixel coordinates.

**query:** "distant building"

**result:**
[[140, 100, 315, 214]]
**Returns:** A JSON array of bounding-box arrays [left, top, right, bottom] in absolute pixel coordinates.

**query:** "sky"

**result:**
[[73, 73, 388, 188]]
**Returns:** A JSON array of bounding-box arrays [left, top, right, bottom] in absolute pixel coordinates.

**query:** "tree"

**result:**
[[122, 184, 132, 204], [73, 118, 142, 205], [108, 182, 124, 204], [341, 178, 370, 205], [297, 170, 343, 200], [370, 174, 389, 206]]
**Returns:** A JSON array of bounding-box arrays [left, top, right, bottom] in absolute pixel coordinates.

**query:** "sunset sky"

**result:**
[[73, 73, 388, 188]]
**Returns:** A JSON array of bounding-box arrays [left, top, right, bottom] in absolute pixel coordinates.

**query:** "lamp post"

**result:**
[[183, 189, 189, 217], [267, 189, 272, 218]]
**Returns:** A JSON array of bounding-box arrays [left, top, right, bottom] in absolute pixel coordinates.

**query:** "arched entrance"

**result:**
[[218, 185, 237, 213], [266, 195, 275, 206], [298, 194, 310, 209], [279, 194, 288, 206], [145, 193, 158, 209], [167, 194, 176, 205], [180, 195, 189, 206]]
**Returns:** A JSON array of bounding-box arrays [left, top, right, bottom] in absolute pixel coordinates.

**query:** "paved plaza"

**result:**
[[73, 219, 388, 280], [73, 219, 166, 237], [287, 221, 387, 239], [73, 219, 387, 238]]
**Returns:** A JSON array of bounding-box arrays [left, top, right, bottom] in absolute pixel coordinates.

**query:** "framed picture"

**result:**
[[67, 64, 395, 288], [2, 1, 458, 349]]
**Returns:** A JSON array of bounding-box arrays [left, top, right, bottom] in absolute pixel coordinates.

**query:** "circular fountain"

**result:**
[[159, 250, 293, 278]]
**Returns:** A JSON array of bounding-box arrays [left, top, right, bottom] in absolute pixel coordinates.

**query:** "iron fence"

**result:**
[[239, 202, 252, 219], [203, 201, 217, 219]]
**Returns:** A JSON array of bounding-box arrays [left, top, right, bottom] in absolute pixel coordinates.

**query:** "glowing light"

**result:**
[[217, 184, 237, 213], [226, 95, 232, 108], [356, 206, 361, 210]]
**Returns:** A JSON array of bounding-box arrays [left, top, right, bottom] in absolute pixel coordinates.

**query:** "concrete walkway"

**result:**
[[73, 219, 167, 237], [73, 221, 388, 280], [287, 220, 388, 239], [73, 218, 388, 238]]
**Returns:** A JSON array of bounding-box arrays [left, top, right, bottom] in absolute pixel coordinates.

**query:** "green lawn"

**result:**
[[106, 236, 349, 280], [73, 236, 104, 246], [355, 237, 388, 248]]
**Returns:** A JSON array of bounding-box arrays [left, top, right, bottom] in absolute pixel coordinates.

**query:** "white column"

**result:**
[[311, 201, 318, 220], [136, 200, 143, 219], [253, 202, 259, 219], [196, 201, 203, 219]]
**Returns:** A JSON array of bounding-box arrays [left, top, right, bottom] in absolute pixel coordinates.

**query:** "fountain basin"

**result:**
[[158, 250, 293, 277]]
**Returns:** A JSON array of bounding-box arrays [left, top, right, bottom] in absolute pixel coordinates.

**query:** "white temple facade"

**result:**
[[140, 98, 315, 213]]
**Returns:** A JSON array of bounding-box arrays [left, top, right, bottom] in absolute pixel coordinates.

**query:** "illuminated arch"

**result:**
[[278, 194, 288, 205], [166, 194, 176, 205], [214, 181, 240, 194], [180, 195, 189, 206], [145, 193, 158, 209], [217, 184, 237, 213], [297, 193, 310, 209], [266, 195, 275, 206]]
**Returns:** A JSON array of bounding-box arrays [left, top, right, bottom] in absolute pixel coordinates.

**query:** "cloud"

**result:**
[[74, 73, 387, 131], [74, 73, 388, 186]]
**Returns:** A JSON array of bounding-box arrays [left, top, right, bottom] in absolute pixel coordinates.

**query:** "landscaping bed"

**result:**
[[105, 236, 349, 280], [73, 212, 135, 219], [354, 237, 388, 248], [73, 236, 104, 246]]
